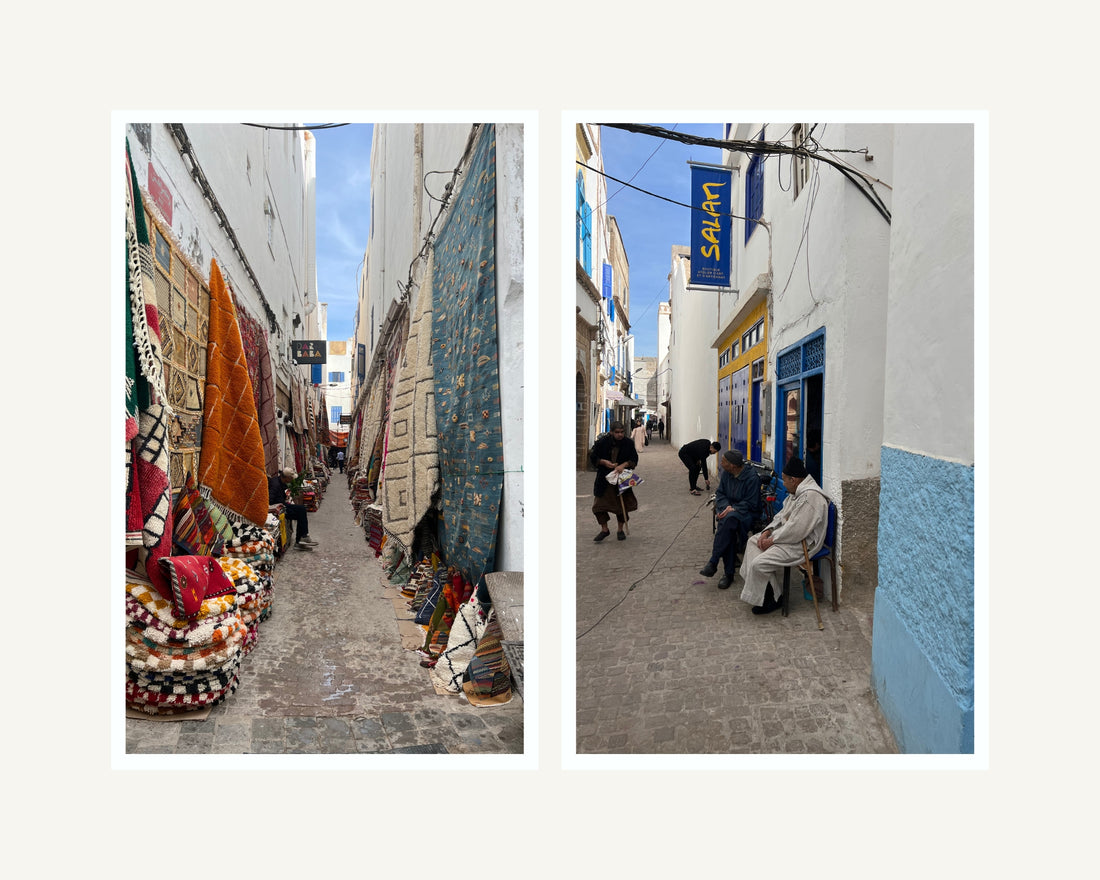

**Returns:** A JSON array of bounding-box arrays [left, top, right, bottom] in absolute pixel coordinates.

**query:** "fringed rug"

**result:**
[[382, 250, 441, 558], [235, 300, 280, 479], [431, 124, 504, 587], [125, 141, 174, 595], [197, 259, 269, 527]]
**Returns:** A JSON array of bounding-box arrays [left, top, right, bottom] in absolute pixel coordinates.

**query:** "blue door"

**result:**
[[731, 365, 749, 458], [717, 374, 731, 450]]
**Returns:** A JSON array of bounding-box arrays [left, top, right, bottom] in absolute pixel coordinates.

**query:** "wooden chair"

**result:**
[[781, 500, 838, 626]]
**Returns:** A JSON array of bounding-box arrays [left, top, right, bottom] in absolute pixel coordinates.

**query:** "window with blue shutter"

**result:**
[[745, 151, 764, 243], [582, 203, 592, 275], [311, 363, 322, 384], [331, 405, 342, 424]]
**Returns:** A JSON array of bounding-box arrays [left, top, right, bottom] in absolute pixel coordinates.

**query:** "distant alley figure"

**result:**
[[738, 456, 828, 615], [589, 420, 639, 542], [678, 437, 720, 495], [336, 448, 345, 473], [630, 419, 647, 452], [657, 418, 665, 440]]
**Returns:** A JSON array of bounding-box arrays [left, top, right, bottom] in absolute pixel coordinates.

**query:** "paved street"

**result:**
[[576, 436, 897, 754], [125, 478, 523, 755]]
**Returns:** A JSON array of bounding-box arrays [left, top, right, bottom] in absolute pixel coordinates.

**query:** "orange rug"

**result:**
[[197, 259, 269, 527]]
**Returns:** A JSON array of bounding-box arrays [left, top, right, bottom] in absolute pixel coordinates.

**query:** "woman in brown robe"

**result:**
[[588, 421, 640, 541]]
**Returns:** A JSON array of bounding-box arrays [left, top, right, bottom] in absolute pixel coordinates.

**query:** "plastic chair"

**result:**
[[781, 501, 838, 623]]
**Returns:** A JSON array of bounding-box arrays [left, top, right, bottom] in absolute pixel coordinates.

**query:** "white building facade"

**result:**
[[125, 120, 318, 488], [350, 122, 524, 576]]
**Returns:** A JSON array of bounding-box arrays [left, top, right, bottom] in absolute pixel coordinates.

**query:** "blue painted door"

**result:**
[[717, 374, 731, 450], [732, 365, 749, 458]]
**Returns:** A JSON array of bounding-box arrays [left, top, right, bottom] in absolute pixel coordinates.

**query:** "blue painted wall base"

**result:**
[[872, 446, 974, 754], [872, 590, 974, 753]]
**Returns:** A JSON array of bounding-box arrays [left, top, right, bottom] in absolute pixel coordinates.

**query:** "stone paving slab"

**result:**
[[576, 437, 897, 755], [125, 474, 523, 756]]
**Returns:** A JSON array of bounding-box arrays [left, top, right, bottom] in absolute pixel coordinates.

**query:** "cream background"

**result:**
[[6, 1, 1087, 875]]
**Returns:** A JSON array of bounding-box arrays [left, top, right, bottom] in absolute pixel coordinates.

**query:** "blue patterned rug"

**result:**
[[431, 125, 502, 586]]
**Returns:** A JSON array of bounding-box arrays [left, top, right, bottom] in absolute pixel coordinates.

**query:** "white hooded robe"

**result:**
[[738, 474, 829, 606]]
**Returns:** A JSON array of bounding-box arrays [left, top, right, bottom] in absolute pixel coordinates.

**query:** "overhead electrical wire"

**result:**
[[240, 123, 350, 131], [599, 122, 891, 224], [576, 160, 758, 225]]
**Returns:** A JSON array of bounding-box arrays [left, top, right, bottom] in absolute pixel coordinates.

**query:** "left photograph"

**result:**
[[121, 121, 524, 755]]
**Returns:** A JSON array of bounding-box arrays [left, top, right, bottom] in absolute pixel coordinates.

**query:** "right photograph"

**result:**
[[573, 120, 977, 755]]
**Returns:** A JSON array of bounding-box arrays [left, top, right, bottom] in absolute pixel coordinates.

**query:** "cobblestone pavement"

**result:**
[[576, 437, 897, 754], [126, 477, 523, 755]]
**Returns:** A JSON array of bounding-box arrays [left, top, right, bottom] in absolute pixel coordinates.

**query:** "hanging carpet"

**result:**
[[124, 141, 174, 596], [382, 250, 441, 558], [197, 259, 269, 527], [431, 124, 503, 587], [234, 299, 280, 479]]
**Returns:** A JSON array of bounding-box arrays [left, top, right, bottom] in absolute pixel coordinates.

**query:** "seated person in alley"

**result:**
[[738, 456, 828, 615], [268, 466, 318, 551], [699, 450, 761, 590]]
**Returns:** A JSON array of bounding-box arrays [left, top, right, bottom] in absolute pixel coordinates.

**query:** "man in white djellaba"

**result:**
[[738, 456, 829, 615]]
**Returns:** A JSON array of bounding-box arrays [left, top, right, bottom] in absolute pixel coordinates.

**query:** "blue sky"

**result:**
[[597, 122, 723, 358], [311, 123, 374, 344]]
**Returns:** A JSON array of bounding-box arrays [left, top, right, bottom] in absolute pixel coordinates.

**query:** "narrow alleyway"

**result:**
[[126, 482, 523, 755], [575, 437, 897, 754]]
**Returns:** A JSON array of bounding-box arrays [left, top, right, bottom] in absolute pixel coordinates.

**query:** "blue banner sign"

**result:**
[[689, 164, 732, 287]]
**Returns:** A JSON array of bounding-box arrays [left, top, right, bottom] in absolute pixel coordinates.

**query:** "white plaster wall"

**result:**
[[884, 124, 974, 464], [668, 251, 719, 446], [722, 122, 894, 492], [494, 123, 525, 573], [357, 123, 524, 571], [364, 124, 474, 360], [127, 122, 310, 382]]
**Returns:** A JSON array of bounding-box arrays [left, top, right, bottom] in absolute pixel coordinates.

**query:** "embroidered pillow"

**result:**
[[159, 555, 237, 619], [172, 472, 223, 557]]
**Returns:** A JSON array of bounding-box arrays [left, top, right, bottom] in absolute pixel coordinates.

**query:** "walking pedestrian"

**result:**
[[588, 421, 639, 542], [678, 438, 720, 495], [657, 418, 665, 441], [630, 419, 647, 452], [337, 448, 345, 473]]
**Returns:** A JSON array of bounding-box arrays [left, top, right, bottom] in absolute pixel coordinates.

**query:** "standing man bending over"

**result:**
[[678, 438, 720, 495], [699, 450, 762, 590], [738, 456, 828, 614]]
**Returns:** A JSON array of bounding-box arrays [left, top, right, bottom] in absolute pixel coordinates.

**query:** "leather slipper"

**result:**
[[594, 531, 611, 542]]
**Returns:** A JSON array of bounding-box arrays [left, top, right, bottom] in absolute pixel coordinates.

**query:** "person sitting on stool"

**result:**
[[268, 466, 318, 551], [738, 456, 828, 615], [699, 450, 762, 590]]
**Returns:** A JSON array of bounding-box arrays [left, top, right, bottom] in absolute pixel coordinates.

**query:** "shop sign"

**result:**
[[689, 163, 732, 287], [292, 339, 327, 364]]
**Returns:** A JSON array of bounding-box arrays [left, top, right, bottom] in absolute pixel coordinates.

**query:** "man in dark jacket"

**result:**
[[699, 450, 761, 589], [678, 438, 720, 494], [268, 466, 317, 550]]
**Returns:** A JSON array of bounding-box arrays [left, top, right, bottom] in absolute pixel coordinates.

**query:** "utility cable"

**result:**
[[576, 160, 759, 225], [241, 123, 349, 131], [576, 498, 711, 641], [596, 123, 677, 213], [600, 122, 891, 224]]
